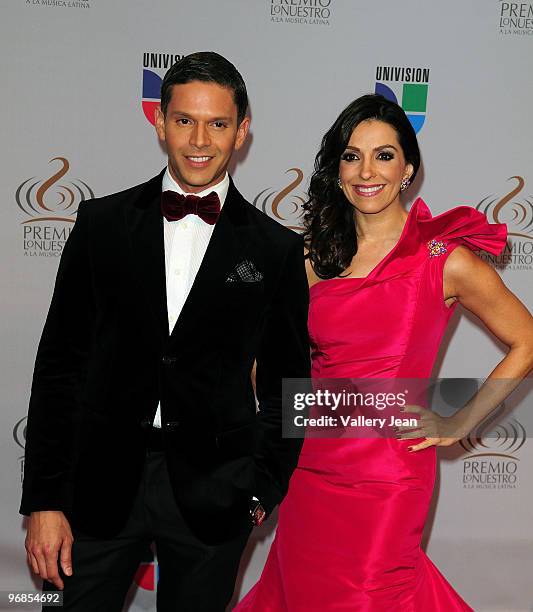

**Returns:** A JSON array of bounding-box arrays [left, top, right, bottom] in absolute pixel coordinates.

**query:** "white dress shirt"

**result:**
[[153, 167, 230, 428]]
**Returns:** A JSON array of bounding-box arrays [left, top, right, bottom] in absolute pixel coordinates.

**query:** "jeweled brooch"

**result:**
[[427, 238, 447, 258]]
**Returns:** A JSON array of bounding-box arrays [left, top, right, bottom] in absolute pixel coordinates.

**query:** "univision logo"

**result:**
[[142, 52, 185, 126], [133, 545, 159, 591], [375, 65, 430, 134]]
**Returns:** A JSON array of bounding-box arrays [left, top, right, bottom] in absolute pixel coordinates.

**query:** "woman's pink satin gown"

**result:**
[[235, 199, 507, 611]]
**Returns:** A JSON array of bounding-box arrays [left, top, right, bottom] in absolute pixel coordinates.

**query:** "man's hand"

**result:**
[[25, 511, 74, 590]]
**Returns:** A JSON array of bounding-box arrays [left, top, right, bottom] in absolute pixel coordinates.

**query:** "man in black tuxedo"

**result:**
[[21, 51, 310, 611]]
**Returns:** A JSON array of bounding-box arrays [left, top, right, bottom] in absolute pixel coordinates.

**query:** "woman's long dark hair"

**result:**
[[303, 94, 421, 279]]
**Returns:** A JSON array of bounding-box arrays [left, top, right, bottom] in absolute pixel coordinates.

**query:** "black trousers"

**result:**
[[43, 449, 251, 612]]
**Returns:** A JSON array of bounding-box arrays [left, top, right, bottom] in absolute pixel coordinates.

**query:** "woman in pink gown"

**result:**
[[235, 95, 533, 611]]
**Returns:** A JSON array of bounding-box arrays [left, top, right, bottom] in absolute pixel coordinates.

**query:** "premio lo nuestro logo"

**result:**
[[476, 176, 533, 271], [253, 168, 307, 231], [375, 66, 430, 134], [16, 157, 94, 257], [142, 52, 185, 126], [24, 0, 90, 9], [460, 412, 526, 490], [13, 416, 27, 483], [270, 0, 332, 26], [13, 417, 27, 451], [499, 1, 533, 35]]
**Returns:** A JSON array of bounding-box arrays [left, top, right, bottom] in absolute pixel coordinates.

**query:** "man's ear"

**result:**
[[154, 105, 166, 142], [234, 116, 250, 151]]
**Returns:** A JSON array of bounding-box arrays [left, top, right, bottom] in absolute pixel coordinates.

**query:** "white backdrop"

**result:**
[[1, 1, 532, 610]]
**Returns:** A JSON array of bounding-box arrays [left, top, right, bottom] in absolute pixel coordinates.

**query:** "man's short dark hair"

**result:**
[[160, 51, 249, 125]]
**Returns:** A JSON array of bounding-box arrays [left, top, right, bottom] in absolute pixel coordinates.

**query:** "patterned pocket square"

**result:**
[[226, 259, 263, 283]]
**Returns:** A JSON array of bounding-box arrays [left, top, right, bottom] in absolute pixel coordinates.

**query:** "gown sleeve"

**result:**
[[420, 205, 507, 256], [418, 204, 508, 312]]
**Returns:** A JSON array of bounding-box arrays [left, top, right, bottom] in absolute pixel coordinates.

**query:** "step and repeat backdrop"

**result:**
[[1, 1, 532, 610]]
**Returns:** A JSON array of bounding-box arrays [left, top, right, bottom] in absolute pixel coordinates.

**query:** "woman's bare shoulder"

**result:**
[[304, 255, 322, 289]]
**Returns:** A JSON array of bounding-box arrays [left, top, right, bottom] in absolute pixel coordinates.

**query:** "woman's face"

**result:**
[[338, 119, 413, 215]]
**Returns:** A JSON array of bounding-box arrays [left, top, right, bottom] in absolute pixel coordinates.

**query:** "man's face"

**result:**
[[155, 81, 249, 193]]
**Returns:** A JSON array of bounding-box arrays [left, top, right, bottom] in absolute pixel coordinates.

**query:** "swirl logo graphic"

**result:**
[[13, 417, 27, 451], [14, 416, 27, 483], [253, 168, 306, 231], [16, 157, 93, 224], [460, 417, 526, 459], [476, 176, 533, 240]]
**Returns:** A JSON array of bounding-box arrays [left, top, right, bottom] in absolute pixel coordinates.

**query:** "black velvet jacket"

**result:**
[[20, 171, 310, 544]]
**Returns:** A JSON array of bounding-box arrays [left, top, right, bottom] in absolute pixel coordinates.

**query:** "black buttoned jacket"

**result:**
[[20, 171, 310, 544]]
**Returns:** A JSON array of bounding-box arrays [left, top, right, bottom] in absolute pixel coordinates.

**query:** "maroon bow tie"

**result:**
[[160, 190, 221, 225]]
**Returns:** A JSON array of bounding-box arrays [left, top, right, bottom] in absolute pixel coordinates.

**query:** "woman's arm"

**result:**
[[403, 245, 533, 451]]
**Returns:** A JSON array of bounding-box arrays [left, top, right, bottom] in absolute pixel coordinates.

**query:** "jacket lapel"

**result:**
[[124, 170, 169, 342], [168, 178, 251, 351]]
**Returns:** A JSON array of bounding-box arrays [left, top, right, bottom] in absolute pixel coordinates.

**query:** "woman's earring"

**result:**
[[337, 178, 343, 189], [400, 177, 411, 192]]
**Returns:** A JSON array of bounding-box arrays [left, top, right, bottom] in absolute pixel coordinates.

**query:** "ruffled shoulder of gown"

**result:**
[[413, 197, 507, 256], [309, 197, 508, 294]]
